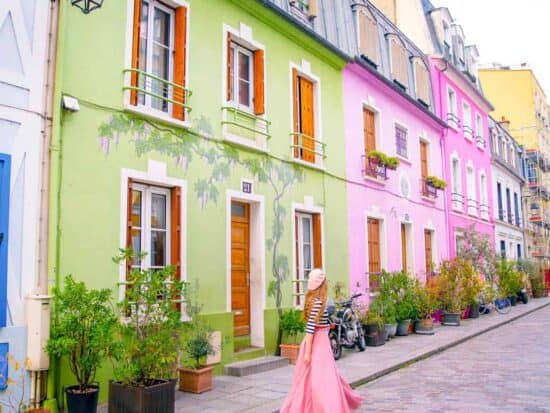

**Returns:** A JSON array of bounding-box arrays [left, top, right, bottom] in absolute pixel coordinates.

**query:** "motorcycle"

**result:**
[[327, 293, 365, 360]]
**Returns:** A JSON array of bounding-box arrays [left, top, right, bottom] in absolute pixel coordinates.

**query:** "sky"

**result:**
[[432, 0, 550, 99]]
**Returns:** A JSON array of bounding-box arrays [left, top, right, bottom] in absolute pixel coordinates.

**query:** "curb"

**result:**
[[349, 300, 550, 389]]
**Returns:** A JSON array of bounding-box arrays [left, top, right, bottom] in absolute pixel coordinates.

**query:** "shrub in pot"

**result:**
[[461, 269, 483, 319], [436, 259, 470, 326], [47, 275, 116, 413], [278, 308, 306, 365], [497, 259, 522, 305], [413, 280, 439, 335], [365, 298, 385, 346], [109, 250, 185, 413], [382, 298, 397, 340]]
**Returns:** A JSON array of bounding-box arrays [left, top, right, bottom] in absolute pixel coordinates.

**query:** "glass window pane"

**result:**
[[153, 8, 170, 46], [131, 229, 142, 266], [138, 3, 149, 105], [239, 80, 250, 106], [231, 203, 246, 217], [302, 217, 311, 243], [151, 194, 167, 229], [150, 231, 166, 267], [238, 52, 250, 81], [303, 244, 312, 270], [131, 190, 142, 227]]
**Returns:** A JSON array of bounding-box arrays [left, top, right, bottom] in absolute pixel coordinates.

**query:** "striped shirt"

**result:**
[[305, 298, 329, 334]]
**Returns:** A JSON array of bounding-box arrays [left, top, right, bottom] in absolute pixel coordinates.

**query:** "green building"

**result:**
[[48, 0, 350, 404]]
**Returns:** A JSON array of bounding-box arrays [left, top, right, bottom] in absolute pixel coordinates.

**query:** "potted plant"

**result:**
[[461, 268, 483, 319], [413, 280, 439, 335], [46, 275, 116, 413], [367, 150, 400, 170], [436, 259, 469, 326], [497, 259, 522, 305], [365, 297, 385, 347], [425, 175, 447, 190], [278, 308, 306, 364], [109, 250, 185, 413], [382, 298, 397, 340]]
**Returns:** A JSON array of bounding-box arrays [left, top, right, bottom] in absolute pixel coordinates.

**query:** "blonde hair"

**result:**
[[303, 280, 328, 324]]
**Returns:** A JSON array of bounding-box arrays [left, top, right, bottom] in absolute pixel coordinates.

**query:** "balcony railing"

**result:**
[[467, 198, 478, 216], [475, 135, 486, 149], [290, 132, 326, 164], [447, 113, 461, 129], [362, 155, 388, 180], [463, 125, 473, 140], [421, 179, 438, 199], [479, 203, 490, 221], [451, 192, 464, 211], [221, 106, 271, 140], [123, 68, 192, 115]]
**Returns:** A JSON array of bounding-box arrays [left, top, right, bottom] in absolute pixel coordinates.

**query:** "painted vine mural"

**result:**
[[98, 113, 304, 348]]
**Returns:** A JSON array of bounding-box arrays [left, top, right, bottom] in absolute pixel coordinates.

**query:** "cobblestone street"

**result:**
[[356, 305, 550, 412]]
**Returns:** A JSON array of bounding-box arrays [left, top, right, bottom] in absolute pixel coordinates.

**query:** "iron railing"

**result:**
[[475, 135, 486, 148], [290, 132, 326, 162], [421, 179, 438, 199], [467, 198, 478, 216], [362, 155, 388, 180], [451, 192, 464, 210], [463, 125, 473, 139], [479, 203, 490, 221], [221, 106, 271, 139], [447, 112, 461, 128]]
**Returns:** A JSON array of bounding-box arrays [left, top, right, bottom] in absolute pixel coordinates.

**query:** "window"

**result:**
[[497, 182, 503, 220], [294, 212, 322, 305], [367, 218, 381, 290], [475, 113, 484, 148], [500, 240, 506, 258], [395, 125, 407, 158], [388, 36, 408, 89], [517, 244, 522, 259], [466, 165, 476, 216], [358, 7, 378, 66], [424, 229, 433, 275], [451, 157, 462, 210], [420, 141, 428, 180], [462, 101, 472, 139], [443, 21, 452, 56], [226, 34, 265, 115], [479, 173, 489, 220], [292, 69, 323, 164], [455, 35, 465, 64], [506, 188, 512, 224], [447, 87, 458, 128], [363, 108, 376, 154], [130, 0, 188, 120], [514, 192, 520, 226], [413, 59, 430, 106], [509, 146, 515, 168]]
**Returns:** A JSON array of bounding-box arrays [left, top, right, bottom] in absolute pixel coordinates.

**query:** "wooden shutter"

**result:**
[[358, 10, 378, 64], [420, 141, 428, 180], [294, 214, 300, 304], [415, 60, 429, 104], [363, 108, 376, 154], [253, 49, 265, 115], [125, 178, 134, 280], [292, 68, 300, 158], [226, 33, 233, 101], [401, 224, 407, 272], [171, 186, 182, 310], [391, 37, 408, 88], [424, 230, 433, 275], [367, 218, 380, 274], [312, 214, 323, 268], [173, 6, 187, 121], [130, 0, 142, 106], [299, 76, 315, 163]]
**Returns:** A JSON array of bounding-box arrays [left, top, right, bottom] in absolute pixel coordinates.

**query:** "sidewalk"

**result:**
[[174, 297, 550, 413]]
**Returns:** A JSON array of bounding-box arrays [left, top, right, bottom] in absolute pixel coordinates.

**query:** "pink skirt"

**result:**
[[280, 326, 363, 413]]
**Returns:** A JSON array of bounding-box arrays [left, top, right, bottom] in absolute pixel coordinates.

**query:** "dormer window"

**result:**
[[357, 6, 379, 68], [443, 21, 452, 56], [289, 0, 317, 19], [455, 36, 464, 64], [413, 58, 430, 107], [388, 34, 408, 90]]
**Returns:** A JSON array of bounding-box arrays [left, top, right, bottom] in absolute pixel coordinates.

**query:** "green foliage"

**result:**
[[456, 225, 497, 282], [425, 175, 447, 189], [47, 275, 116, 391], [461, 267, 484, 306], [378, 271, 416, 321], [367, 150, 400, 170], [412, 279, 440, 319], [496, 259, 522, 297], [279, 309, 306, 344], [381, 297, 396, 324], [435, 259, 472, 313], [111, 249, 185, 385], [182, 281, 215, 369], [366, 297, 384, 328], [332, 281, 347, 302]]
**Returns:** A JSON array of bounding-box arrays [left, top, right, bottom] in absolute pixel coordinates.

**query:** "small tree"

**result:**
[[436, 259, 471, 313], [457, 225, 496, 283], [412, 279, 440, 320], [112, 249, 185, 385], [47, 275, 116, 392], [279, 309, 306, 345]]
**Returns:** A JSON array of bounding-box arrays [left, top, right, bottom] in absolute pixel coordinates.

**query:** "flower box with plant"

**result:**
[[460, 268, 484, 319], [178, 281, 216, 394], [367, 150, 400, 170], [46, 275, 116, 413], [425, 176, 447, 190], [435, 259, 471, 326], [109, 249, 185, 413], [278, 308, 306, 365], [412, 280, 439, 334]]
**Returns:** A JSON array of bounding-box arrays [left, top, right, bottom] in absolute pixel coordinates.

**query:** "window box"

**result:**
[[366, 150, 400, 171], [421, 179, 438, 199], [362, 155, 388, 180], [425, 175, 447, 190]]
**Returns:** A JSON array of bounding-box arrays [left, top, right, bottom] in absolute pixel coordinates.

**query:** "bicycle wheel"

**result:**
[[495, 298, 512, 314], [478, 303, 490, 315]]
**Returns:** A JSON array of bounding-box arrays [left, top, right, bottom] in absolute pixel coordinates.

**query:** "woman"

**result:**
[[280, 269, 363, 413]]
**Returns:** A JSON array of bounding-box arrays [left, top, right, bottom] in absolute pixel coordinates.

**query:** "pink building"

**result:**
[[340, 2, 448, 296]]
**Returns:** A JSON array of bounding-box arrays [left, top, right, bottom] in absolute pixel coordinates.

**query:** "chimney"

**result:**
[[499, 116, 510, 131]]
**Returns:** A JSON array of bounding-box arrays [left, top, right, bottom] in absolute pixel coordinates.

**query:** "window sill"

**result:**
[[292, 158, 325, 172], [421, 195, 437, 203], [222, 132, 268, 154], [448, 123, 460, 133], [464, 133, 473, 142], [124, 104, 192, 131], [476, 144, 486, 151], [363, 174, 387, 185], [396, 155, 411, 165]]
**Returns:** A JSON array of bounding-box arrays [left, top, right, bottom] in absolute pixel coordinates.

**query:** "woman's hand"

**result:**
[[304, 333, 313, 364], [304, 351, 311, 364]]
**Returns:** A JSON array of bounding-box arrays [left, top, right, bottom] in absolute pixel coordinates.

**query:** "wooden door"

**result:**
[[367, 218, 381, 274], [420, 141, 428, 180], [231, 202, 250, 337], [299, 76, 315, 163], [363, 108, 376, 155], [424, 230, 433, 275], [401, 224, 407, 272]]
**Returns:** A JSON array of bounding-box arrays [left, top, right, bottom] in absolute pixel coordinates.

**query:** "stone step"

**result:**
[[224, 356, 289, 377]]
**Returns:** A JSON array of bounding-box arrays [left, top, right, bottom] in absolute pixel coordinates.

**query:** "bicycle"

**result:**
[[478, 295, 512, 315]]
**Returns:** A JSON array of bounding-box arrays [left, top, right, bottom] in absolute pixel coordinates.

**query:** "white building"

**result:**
[[489, 117, 526, 260], [0, 0, 55, 405]]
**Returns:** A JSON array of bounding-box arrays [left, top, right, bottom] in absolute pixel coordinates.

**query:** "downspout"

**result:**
[[27, 0, 59, 410]]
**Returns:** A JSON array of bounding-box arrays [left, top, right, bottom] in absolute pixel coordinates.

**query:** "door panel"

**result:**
[[424, 230, 433, 275], [363, 108, 376, 154], [299, 76, 315, 163], [420, 141, 428, 180], [231, 202, 250, 337], [401, 224, 407, 272], [367, 218, 380, 274]]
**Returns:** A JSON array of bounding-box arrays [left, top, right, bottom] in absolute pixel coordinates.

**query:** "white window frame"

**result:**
[[130, 183, 172, 270], [447, 86, 458, 128], [229, 42, 254, 112], [479, 171, 489, 220], [394, 121, 409, 160], [451, 155, 463, 211], [138, 0, 176, 115], [475, 112, 484, 149], [466, 164, 477, 216], [462, 101, 472, 140]]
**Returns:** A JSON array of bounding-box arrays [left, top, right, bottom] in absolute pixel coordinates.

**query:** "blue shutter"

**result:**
[[0, 154, 10, 328], [0, 342, 8, 390]]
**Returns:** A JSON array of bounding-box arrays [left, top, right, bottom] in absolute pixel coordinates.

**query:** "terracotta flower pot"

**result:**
[[280, 343, 301, 365], [178, 366, 214, 394]]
